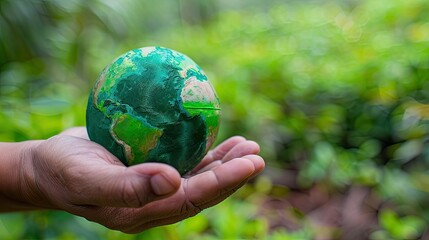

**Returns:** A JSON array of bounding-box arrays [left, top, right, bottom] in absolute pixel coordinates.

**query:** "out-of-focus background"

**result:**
[[1, 0, 429, 239]]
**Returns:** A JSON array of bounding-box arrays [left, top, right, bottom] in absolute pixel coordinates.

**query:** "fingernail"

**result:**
[[150, 174, 176, 195]]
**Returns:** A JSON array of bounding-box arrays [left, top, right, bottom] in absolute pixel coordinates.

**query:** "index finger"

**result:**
[[190, 136, 246, 174]]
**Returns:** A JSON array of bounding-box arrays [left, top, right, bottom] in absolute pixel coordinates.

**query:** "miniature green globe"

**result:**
[[86, 47, 221, 175]]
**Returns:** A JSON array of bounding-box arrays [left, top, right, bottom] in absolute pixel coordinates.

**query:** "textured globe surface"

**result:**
[[86, 47, 221, 175]]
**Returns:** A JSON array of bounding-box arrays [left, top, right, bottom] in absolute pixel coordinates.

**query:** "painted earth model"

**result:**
[[86, 47, 221, 175]]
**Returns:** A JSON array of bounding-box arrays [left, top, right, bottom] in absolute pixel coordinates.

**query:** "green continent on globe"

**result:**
[[86, 46, 221, 175]]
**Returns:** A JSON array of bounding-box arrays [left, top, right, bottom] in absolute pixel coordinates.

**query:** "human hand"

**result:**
[[18, 127, 264, 233]]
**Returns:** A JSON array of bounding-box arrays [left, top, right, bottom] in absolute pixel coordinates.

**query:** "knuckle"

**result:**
[[120, 178, 146, 207], [121, 180, 141, 207], [182, 199, 204, 217]]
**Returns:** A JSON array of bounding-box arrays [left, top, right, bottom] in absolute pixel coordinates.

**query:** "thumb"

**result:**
[[69, 163, 181, 208]]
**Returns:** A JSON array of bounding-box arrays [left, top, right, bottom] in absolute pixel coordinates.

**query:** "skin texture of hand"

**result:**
[[0, 127, 265, 233]]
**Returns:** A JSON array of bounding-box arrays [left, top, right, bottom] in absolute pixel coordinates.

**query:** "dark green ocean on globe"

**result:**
[[86, 47, 221, 175]]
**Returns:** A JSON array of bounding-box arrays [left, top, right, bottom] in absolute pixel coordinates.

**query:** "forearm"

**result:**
[[0, 141, 43, 212]]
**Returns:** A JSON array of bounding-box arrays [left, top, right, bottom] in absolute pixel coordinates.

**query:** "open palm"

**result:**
[[25, 127, 264, 233]]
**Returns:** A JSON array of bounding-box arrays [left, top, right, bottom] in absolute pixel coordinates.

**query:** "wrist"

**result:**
[[0, 140, 44, 212]]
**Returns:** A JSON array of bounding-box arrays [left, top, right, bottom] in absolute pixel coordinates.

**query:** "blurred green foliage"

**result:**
[[1, 0, 429, 239]]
